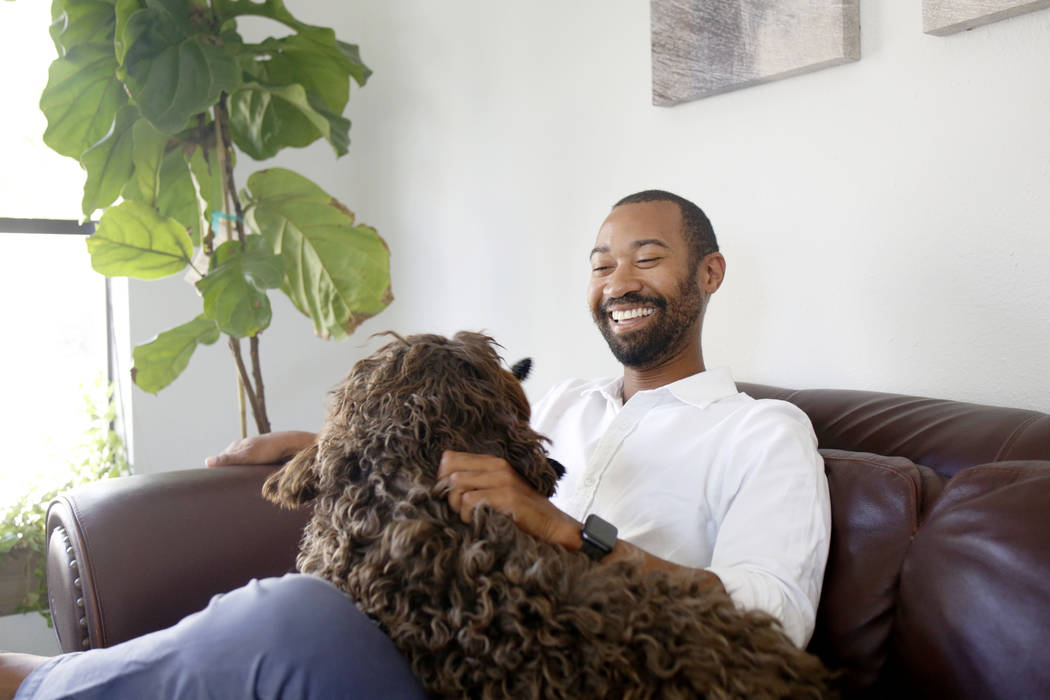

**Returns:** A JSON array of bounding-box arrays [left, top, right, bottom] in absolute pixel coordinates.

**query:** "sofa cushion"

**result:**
[[810, 448, 934, 693], [894, 462, 1050, 700]]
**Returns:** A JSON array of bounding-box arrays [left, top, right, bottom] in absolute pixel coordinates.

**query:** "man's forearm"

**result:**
[[552, 518, 726, 596], [437, 451, 727, 597], [609, 539, 726, 594], [205, 430, 318, 467]]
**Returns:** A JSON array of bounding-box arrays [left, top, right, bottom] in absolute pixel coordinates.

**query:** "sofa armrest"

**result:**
[[45, 466, 310, 653]]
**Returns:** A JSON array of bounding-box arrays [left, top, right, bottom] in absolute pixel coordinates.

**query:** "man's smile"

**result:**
[[608, 306, 657, 330]]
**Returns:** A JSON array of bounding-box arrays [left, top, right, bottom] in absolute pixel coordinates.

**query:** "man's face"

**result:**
[[587, 201, 704, 369]]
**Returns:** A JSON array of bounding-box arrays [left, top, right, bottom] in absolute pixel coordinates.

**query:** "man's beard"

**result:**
[[592, 271, 703, 370]]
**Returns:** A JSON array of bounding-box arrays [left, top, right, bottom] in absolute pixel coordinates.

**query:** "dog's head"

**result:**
[[264, 331, 559, 509]]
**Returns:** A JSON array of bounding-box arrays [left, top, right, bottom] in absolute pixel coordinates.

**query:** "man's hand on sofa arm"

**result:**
[[205, 430, 318, 468]]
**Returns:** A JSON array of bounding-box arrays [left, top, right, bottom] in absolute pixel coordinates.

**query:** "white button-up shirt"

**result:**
[[531, 367, 831, 647]]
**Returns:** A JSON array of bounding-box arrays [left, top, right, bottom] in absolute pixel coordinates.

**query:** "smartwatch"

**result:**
[[579, 514, 617, 561]]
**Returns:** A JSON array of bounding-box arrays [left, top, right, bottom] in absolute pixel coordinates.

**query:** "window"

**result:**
[[0, 225, 114, 513], [0, 6, 130, 638], [0, 5, 122, 514]]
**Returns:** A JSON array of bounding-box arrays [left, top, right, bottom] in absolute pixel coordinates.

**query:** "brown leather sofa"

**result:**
[[45, 384, 1050, 698]]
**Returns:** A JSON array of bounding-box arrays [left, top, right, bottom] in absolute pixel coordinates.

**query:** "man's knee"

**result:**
[[228, 575, 359, 643], [191, 574, 425, 698]]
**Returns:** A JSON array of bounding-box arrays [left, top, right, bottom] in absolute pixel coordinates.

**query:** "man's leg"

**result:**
[[9, 573, 425, 700], [0, 654, 47, 700]]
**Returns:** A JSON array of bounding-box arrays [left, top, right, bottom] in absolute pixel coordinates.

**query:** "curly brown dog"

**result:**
[[263, 331, 834, 699]]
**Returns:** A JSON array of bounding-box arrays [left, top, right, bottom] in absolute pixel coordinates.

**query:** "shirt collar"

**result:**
[[582, 376, 624, 405], [582, 367, 738, 409]]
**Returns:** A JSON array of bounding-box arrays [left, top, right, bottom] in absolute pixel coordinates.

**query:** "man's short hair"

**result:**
[[613, 190, 719, 265]]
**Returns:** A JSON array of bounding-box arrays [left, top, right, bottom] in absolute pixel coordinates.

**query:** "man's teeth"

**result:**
[[611, 308, 655, 322]]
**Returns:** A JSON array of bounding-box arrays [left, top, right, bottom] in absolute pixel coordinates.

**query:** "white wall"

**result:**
[[128, 1, 1050, 473], [0, 612, 60, 655]]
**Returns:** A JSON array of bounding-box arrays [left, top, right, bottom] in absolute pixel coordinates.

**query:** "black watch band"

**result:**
[[579, 514, 617, 561]]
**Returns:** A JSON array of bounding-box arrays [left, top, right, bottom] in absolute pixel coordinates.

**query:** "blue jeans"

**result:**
[[15, 574, 426, 699]]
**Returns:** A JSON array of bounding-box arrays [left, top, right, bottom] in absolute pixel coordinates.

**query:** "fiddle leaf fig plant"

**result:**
[[40, 0, 392, 434]]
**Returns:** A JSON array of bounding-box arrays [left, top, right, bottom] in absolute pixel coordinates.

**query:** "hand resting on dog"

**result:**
[[438, 449, 727, 594]]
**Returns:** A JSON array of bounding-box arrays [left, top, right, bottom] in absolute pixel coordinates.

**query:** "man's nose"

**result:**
[[604, 265, 643, 299]]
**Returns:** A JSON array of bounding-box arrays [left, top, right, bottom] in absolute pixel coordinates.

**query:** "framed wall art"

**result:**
[[651, 0, 860, 106], [923, 0, 1050, 35]]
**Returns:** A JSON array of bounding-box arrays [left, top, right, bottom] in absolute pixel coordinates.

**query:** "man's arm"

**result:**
[[437, 451, 727, 595], [702, 403, 831, 647], [204, 430, 318, 467]]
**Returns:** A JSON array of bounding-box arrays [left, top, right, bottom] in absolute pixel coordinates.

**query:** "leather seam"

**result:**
[[993, 416, 1040, 461]]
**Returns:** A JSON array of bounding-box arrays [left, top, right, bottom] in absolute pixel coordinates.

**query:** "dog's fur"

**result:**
[[264, 332, 833, 699]]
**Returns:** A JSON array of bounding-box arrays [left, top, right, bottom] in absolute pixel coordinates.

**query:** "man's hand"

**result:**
[[437, 450, 583, 551], [205, 430, 318, 468]]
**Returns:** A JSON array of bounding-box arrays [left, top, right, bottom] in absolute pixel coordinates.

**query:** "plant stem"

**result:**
[[228, 337, 271, 434], [212, 93, 271, 435], [249, 335, 267, 428], [215, 97, 247, 245], [236, 373, 247, 439]]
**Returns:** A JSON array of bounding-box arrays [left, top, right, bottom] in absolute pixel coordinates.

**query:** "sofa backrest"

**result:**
[[737, 383, 1050, 477], [739, 383, 1050, 699]]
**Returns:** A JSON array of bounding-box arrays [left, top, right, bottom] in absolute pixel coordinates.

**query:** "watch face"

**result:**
[[583, 514, 617, 552]]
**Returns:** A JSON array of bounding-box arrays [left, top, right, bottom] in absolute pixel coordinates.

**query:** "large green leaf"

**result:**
[[249, 28, 360, 112], [195, 235, 283, 338], [156, 148, 203, 245], [49, 0, 116, 56], [227, 80, 349, 160], [121, 0, 241, 133], [246, 168, 392, 340], [125, 120, 201, 243], [227, 27, 367, 159], [128, 110, 169, 201], [212, 0, 305, 31], [213, 0, 369, 86], [80, 104, 139, 216], [40, 42, 127, 159], [131, 315, 220, 393], [86, 200, 194, 279]]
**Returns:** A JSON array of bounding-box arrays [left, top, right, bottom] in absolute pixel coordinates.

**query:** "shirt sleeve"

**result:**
[[703, 401, 831, 648]]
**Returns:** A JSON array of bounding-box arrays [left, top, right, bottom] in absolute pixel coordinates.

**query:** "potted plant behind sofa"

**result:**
[[0, 379, 130, 621], [40, 0, 393, 435]]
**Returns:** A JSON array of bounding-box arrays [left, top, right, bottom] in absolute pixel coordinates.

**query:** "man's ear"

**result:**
[[698, 252, 726, 294], [262, 443, 320, 509]]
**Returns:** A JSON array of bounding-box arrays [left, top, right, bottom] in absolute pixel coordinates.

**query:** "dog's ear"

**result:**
[[262, 443, 320, 509]]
